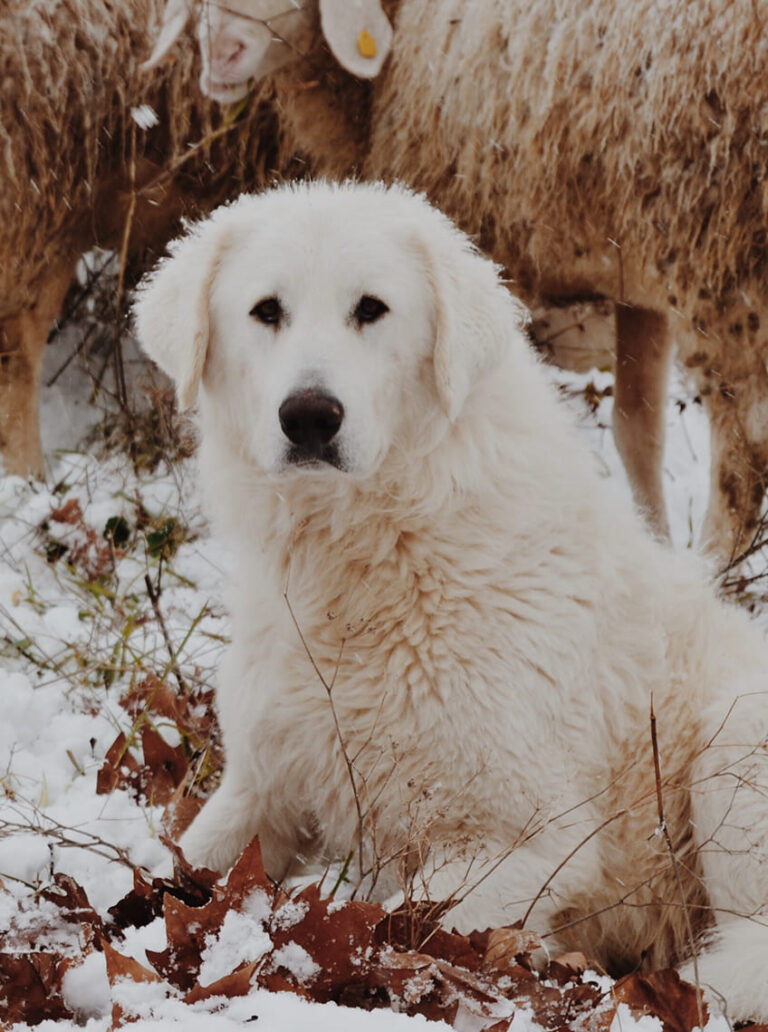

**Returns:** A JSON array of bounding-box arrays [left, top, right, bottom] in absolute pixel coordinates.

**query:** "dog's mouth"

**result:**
[[284, 442, 346, 472]]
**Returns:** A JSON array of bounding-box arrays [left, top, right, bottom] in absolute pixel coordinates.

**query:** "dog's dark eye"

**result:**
[[353, 295, 389, 326], [250, 297, 283, 326]]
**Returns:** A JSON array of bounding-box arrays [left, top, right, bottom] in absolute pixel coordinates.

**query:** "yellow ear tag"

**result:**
[[357, 29, 377, 58]]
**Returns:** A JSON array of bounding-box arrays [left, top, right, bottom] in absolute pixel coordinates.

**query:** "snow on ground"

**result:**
[[0, 331, 740, 1030]]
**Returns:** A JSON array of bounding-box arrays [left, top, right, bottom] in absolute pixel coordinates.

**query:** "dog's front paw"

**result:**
[[176, 823, 231, 876]]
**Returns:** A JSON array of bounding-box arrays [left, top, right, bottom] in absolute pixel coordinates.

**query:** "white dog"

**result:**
[[135, 182, 768, 1020]]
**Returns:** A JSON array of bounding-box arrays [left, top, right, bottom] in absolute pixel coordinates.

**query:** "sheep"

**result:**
[[0, 0, 371, 479], [150, 0, 768, 564]]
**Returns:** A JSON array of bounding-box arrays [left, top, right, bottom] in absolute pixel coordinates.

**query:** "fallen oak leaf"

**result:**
[[185, 958, 313, 1006], [545, 950, 588, 985], [186, 962, 314, 1006], [103, 940, 160, 986], [376, 926, 602, 1030], [140, 724, 188, 806], [107, 866, 165, 934], [107, 856, 218, 939], [147, 837, 274, 990], [96, 732, 141, 796], [49, 498, 83, 524], [379, 903, 482, 971], [515, 978, 606, 1030], [0, 951, 75, 1025], [160, 833, 219, 900], [612, 969, 708, 1032], [121, 676, 220, 750], [40, 873, 104, 947], [266, 885, 386, 998], [371, 946, 502, 1026], [185, 959, 262, 1004], [146, 891, 217, 991], [215, 835, 274, 912], [161, 772, 206, 840], [102, 940, 162, 1031], [476, 925, 542, 978]]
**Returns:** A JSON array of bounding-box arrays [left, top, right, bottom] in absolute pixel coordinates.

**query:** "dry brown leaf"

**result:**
[[161, 834, 219, 900], [146, 892, 214, 991], [0, 951, 75, 1025], [103, 940, 161, 1031], [381, 905, 484, 971], [140, 725, 188, 805], [103, 940, 160, 986], [478, 925, 542, 977], [120, 676, 220, 755], [107, 866, 165, 933], [267, 885, 386, 998], [185, 959, 262, 1004], [613, 969, 708, 1032], [546, 950, 588, 985], [49, 498, 83, 524], [97, 726, 191, 807], [96, 732, 141, 796], [373, 947, 501, 1026], [41, 873, 104, 947], [162, 775, 205, 839], [216, 836, 273, 912], [147, 837, 273, 991]]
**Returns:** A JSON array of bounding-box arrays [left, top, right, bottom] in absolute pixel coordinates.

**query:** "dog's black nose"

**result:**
[[279, 390, 344, 451]]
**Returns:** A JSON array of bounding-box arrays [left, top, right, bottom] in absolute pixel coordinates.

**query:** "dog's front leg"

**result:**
[[396, 828, 601, 944], [176, 764, 299, 877], [173, 641, 302, 877]]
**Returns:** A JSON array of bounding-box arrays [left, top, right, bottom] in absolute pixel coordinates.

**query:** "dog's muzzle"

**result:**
[[279, 389, 345, 468]]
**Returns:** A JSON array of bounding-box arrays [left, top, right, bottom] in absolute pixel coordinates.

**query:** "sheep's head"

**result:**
[[146, 0, 393, 103]]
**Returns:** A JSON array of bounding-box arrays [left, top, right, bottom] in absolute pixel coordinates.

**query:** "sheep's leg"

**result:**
[[613, 304, 672, 539], [0, 264, 75, 478], [697, 386, 768, 567]]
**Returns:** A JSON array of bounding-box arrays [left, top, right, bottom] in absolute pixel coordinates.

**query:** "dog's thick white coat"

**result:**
[[135, 183, 768, 1020]]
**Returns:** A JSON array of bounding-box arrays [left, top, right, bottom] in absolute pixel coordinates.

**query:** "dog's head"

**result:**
[[134, 182, 528, 479]]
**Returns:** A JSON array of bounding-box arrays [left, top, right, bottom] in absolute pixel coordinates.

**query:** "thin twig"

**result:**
[[283, 591, 369, 885], [0, 813, 135, 869], [144, 573, 187, 695], [520, 809, 629, 929], [650, 694, 704, 1028]]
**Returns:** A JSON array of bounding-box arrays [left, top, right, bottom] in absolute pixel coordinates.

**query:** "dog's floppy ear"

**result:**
[[319, 0, 393, 78], [415, 221, 530, 422], [134, 215, 232, 410], [144, 0, 191, 69]]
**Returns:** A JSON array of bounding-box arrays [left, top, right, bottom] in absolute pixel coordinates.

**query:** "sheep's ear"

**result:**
[[319, 0, 392, 78], [144, 0, 191, 68], [134, 219, 231, 410], [414, 222, 530, 422]]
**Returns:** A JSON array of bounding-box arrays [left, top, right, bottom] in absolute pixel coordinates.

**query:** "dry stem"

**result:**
[[650, 694, 704, 1028]]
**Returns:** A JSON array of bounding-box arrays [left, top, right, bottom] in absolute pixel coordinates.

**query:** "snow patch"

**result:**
[[61, 949, 111, 1020], [269, 941, 320, 982], [198, 892, 273, 987]]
